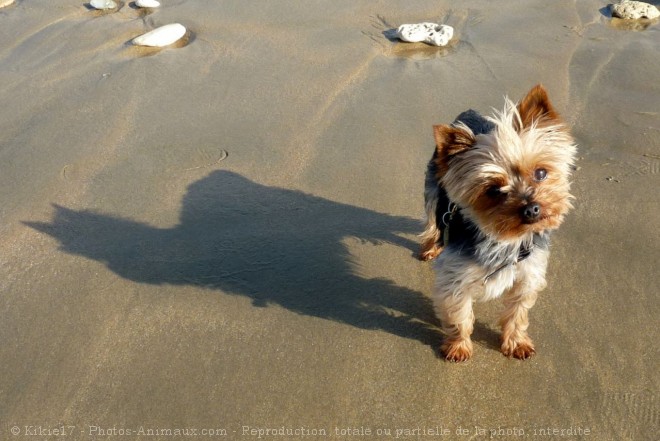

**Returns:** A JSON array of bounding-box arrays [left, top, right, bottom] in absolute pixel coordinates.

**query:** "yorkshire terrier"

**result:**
[[420, 85, 577, 361]]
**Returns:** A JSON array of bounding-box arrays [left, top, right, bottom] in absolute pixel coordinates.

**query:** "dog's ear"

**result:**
[[433, 124, 476, 174], [516, 84, 560, 131]]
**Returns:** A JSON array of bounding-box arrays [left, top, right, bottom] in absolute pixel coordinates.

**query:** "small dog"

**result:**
[[420, 85, 577, 361]]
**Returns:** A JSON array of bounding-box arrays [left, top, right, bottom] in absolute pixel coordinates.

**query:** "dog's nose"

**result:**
[[521, 202, 541, 222]]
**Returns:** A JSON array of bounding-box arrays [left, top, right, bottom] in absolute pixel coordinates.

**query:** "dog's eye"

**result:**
[[486, 185, 502, 198], [533, 168, 547, 182]]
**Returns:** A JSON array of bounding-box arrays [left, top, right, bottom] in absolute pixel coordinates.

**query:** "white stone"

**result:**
[[0, 0, 16, 9], [90, 0, 117, 10], [611, 1, 660, 19], [135, 0, 160, 8], [132, 23, 187, 47], [396, 23, 454, 47]]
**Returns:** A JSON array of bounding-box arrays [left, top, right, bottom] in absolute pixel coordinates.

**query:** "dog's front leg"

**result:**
[[499, 283, 538, 359], [436, 290, 475, 362]]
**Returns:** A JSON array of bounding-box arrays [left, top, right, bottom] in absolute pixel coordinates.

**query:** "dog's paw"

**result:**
[[501, 339, 536, 360], [441, 339, 473, 362]]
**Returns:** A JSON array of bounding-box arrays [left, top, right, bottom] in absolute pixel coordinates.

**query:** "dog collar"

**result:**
[[441, 202, 458, 245], [483, 241, 534, 284], [440, 200, 535, 283]]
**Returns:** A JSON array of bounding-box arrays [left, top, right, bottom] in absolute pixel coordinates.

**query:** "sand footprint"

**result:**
[[182, 149, 229, 172]]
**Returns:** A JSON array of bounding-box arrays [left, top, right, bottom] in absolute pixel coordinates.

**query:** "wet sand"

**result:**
[[1, 1, 658, 440]]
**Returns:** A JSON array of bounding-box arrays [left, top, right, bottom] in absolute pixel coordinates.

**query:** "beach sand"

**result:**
[[1, 0, 658, 439]]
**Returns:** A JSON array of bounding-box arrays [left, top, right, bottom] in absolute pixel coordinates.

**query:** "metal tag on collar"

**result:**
[[441, 202, 457, 245], [441, 202, 457, 227]]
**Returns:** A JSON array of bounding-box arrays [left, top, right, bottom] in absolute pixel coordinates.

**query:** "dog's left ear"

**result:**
[[516, 84, 560, 131]]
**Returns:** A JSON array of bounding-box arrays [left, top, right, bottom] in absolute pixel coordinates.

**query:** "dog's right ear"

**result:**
[[433, 124, 475, 173]]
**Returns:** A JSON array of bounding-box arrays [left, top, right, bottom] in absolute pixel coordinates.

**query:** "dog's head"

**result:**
[[433, 85, 577, 241]]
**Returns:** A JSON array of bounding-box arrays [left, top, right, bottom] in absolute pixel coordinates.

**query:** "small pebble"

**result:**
[[132, 23, 187, 47], [90, 0, 117, 10], [396, 23, 454, 47], [135, 0, 160, 7], [610, 0, 660, 19]]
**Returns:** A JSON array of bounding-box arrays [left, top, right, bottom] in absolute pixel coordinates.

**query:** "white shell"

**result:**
[[611, 1, 660, 19], [396, 23, 454, 47], [90, 0, 117, 10], [132, 23, 187, 47], [135, 0, 160, 8]]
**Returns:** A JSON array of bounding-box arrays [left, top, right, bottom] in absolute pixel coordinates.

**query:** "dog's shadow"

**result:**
[[27, 170, 446, 349]]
